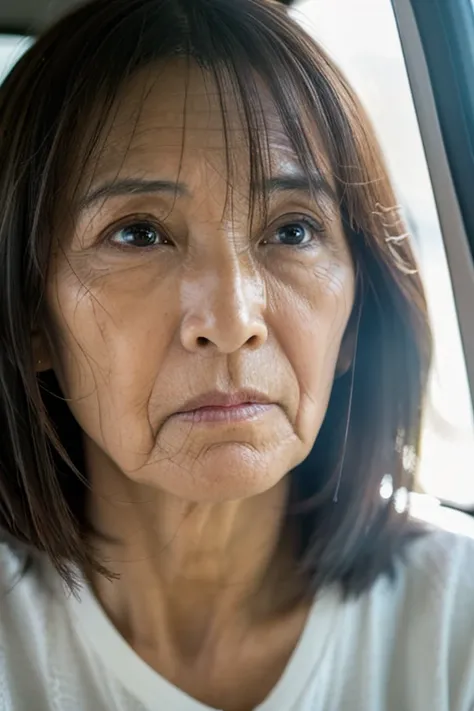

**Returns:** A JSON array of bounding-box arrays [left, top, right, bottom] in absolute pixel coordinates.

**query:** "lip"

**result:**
[[175, 389, 273, 414], [171, 390, 276, 423]]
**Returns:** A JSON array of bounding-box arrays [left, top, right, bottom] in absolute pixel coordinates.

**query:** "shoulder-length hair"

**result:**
[[0, 0, 431, 596]]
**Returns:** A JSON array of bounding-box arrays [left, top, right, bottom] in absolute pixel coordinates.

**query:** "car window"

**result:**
[[0, 34, 32, 83], [292, 0, 474, 508]]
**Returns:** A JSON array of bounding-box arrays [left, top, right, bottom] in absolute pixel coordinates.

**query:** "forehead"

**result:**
[[82, 58, 330, 185]]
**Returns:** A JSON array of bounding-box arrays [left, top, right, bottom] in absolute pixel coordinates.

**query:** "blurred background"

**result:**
[[0, 0, 473, 509]]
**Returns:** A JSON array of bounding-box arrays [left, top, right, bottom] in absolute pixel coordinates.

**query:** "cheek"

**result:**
[[271, 259, 354, 437], [46, 262, 178, 459]]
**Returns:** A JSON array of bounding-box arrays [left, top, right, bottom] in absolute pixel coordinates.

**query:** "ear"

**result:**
[[32, 330, 53, 373]]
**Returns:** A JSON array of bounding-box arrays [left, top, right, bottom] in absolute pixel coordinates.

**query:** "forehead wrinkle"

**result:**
[[76, 85, 329, 202], [86, 126, 254, 183], [91, 77, 295, 156], [88, 128, 299, 182]]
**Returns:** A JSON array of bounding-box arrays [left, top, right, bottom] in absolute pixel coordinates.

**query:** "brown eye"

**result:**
[[109, 222, 167, 248], [263, 216, 325, 248]]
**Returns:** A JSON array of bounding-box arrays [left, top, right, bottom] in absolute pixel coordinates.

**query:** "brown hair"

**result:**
[[0, 0, 431, 596]]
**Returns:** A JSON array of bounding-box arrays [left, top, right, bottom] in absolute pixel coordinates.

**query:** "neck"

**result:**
[[84, 441, 301, 662]]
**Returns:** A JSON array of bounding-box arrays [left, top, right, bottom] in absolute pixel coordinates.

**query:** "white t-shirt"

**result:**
[[1, 520, 474, 711]]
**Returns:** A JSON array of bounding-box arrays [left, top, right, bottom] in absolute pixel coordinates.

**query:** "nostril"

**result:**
[[196, 336, 211, 348], [247, 334, 260, 348]]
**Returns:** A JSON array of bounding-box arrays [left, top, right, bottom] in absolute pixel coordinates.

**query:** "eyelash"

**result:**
[[263, 215, 325, 250], [101, 216, 170, 252], [102, 213, 325, 252]]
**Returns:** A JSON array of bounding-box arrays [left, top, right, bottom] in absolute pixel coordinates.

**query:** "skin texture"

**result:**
[[37, 60, 355, 710]]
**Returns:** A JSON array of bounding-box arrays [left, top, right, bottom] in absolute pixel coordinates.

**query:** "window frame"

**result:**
[[391, 0, 474, 418], [0, 26, 31, 36]]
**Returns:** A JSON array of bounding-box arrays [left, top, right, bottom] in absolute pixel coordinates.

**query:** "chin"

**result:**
[[127, 442, 296, 502]]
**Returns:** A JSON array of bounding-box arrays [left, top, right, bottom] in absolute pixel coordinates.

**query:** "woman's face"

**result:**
[[44, 60, 355, 502]]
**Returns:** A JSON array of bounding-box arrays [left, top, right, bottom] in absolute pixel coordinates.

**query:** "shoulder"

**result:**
[[0, 542, 54, 706], [0, 539, 46, 617], [321, 511, 474, 710], [0, 538, 28, 583], [379, 509, 474, 696], [351, 511, 474, 709], [402, 501, 474, 598], [382, 500, 474, 625], [357, 503, 474, 658], [0, 539, 47, 597], [0, 541, 97, 710], [359, 512, 474, 631], [0, 540, 55, 651]]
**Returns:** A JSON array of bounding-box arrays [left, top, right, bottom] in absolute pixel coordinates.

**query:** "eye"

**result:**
[[263, 216, 325, 248], [108, 221, 169, 248]]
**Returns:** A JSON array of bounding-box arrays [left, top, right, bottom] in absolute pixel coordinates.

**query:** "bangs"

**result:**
[[54, 3, 341, 237]]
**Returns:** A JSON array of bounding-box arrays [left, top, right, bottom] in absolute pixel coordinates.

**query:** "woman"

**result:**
[[0, 0, 473, 709]]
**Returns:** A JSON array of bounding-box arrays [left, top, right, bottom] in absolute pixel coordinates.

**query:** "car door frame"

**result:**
[[391, 0, 474, 412]]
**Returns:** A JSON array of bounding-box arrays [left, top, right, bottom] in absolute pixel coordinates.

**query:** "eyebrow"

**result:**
[[77, 173, 335, 213], [264, 174, 335, 200], [77, 179, 189, 212]]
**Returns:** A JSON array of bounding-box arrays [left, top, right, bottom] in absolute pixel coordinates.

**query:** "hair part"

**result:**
[[0, 0, 432, 597]]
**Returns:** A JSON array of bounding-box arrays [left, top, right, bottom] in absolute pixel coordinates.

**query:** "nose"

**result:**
[[180, 257, 268, 354]]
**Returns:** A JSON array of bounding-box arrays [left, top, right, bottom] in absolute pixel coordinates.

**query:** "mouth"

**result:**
[[173, 390, 276, 424]]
